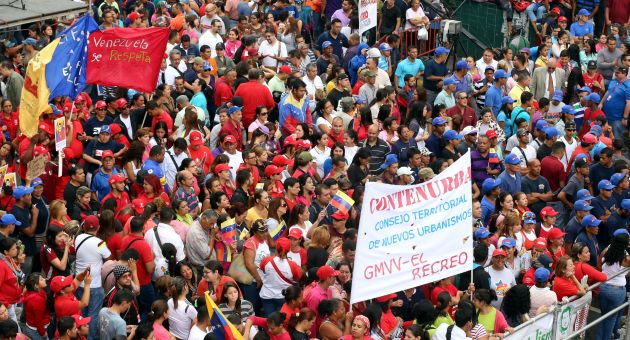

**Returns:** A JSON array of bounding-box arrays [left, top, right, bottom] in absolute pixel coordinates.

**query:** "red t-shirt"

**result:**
[[152, 111, 174, 135], [540, 155, 567, 193], [187, 145, 214, 174], [120, 234, 154, 285], [196, 275, 242, 301], [54, 283, 80, 318], [582, 72, 604, 94], [101, 191, 131, 214], [552, 276, 578, 301]]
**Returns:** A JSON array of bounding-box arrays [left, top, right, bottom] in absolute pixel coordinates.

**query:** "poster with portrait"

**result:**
[[54, 117, 67, 151]]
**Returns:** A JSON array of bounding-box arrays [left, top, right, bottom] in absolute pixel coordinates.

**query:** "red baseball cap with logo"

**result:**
[[132, 199, 146, 215], [264, 165, 283, 177], [214, 163, 232, 174], [332, 210, 349, 220], [51, 275, 74, 294], [547, 227, 566, 240], [73, 315, 92, 327], [224, 135, 237, 144], [288, 227, 303, 239], [316, 265, 340, 280], [116, 98, 128, 109], [109, 123, 122, 136], [283, 135, 297, 147], [272, 155, 292, 167], [95, 100, 107, 109], [190, 130, 203, 146], [485, 129, 497, 139], [533, 237, 547, 249], [540, 206, 559, 217], [128, 12, 142, 21], [101, 150, 115, 159], [38, 122, 53, 136], [108, 173, 126, 185]]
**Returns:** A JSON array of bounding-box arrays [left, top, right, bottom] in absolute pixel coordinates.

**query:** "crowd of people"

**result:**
[[0, 0, 628, 339]]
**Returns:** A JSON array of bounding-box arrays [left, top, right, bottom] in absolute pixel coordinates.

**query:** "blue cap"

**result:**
[[500, 237, 516, 248], [432, 117, 447, 125], [536, 119, 549, 130], [611, 173, 627, 186], [598, 179, 615, 191], [322, 41, 332, 49], [561, 105, 576, 115], [435, 47, 450, 55], [353, 95, 366, 104], [574, 200, 593, 211], [587, 93, 601, 104], [99, 125, 111, 134], [203, 61, 213, 71], [456, 60, 470, 70], [12, 186, 33, 199], [504, 152, 521, 165], [0, 214, 21, 226], [613, 229, 630, 237], [23, 38, 37, 46], [578, 8, 590, 16], [622, 199, 630, 211], [535, 267, 551, 282], [228, 106, 242, 115], [577, 86, 592, 94], [589, 124, 602, 136], [494, 69, 508, 79], [576, 189, 594, 201], [582, 214, 601, 227], [544, 127, 560, 139], [444, 130, 463, 141], [444, 78, 460, 86], [378, 42, 392, 51], [474, 227, 491, 239], [523, 211, 537, 224], [30, 177, 43, 188], [501, 96, 515, 105], [380, 154, 399, 170], [552, 93, 564, 102], [482, 178, 502, 194]]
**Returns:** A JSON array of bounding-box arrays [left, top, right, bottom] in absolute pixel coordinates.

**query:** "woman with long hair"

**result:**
[[289, 203, 323, 242], [148, 299, 175, 340], [123, 140, 146, 183], [472, 289, 510, 336], [306, 227, 331, 270], [297, 174, 316, 206], [22, 272, 50, 340], [225, 28, 242, 59], [175, 260, 199, 302], [571, 242, 607, 287], [552, 256, 586, 301], [246, 189, 270, 227], [167, 277, 197, 340], [315, 99, 335, 134], [488, 192, 514, 234], [413, 300, 438, 337], [267, 197, 288, 238], [331, 261, 352, 300], [580, 39, 597, 72], [242, 219, 271, 312], [347, 148, 372, 187], [49, 199, 70, 228], [406, 101, 431, 147], [137, 173, 171, 207], [289, 307, 316, 340], [500, 284, 531, 327], [219, 281, 254, 319], [597, 233, 630, 339], [41, 225, 71, 279], [150, 121, 169, 148]]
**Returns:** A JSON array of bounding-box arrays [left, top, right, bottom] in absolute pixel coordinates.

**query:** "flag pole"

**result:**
[[59, 101, 75, 177]]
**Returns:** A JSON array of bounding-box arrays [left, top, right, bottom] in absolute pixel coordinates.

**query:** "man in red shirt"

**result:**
[[187, 130, 214, 174], [219, 106, 244, 151], [234, 68, 275, 128], [540, 142, 567, 193], [147, 100, 173, 135], [447, 91, 477, 127], [119, 216, 155, 320], [568, 134, 596, 170], [238, 149, 260, 193], [101, 174, 131, 213], [214, 68, 236, 107], [579, 93, 603, 137], [606, 0, 630, 26]]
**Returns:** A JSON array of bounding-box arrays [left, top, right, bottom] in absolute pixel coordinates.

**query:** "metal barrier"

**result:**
[[506, 266, 630, 339], [376, 19, 443, 60]]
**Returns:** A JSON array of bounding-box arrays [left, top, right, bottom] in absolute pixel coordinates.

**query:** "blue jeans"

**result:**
[[75, 286, 103, 340], [525, 3, 546, 23], [261, 298, 285, 317], [138, 284, 156, 323], [597, 283, 626, 340], [609, 119, 624, 141]]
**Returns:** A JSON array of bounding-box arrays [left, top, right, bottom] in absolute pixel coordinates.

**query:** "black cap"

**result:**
[[617, 66, 629, 74], [215, 42, 225, 50], [587, 60, 597, 69], [575, 158, 589, 168], [337, 73, 349, 81], [565, 121, 576, 130]]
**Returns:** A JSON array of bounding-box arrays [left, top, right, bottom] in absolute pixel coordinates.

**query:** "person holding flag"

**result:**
[[259, 237, 302, 317], [330, 189, 355, 216], [216, 215, 238, 273]]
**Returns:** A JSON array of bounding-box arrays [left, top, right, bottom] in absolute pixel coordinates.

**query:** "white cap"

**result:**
[[367, 48, 382, 58], [397, 167, 414, 176], [461, 126, 478, 135]]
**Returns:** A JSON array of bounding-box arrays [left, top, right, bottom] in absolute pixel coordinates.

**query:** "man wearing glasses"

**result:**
[[531, 57, 566, 101], [447, 91, 477, 127], [602, 66, 630, 139]]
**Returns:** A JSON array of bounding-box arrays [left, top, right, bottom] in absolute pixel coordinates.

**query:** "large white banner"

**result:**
[[358, 0, 377, 36], [351, 153, 473, 303]]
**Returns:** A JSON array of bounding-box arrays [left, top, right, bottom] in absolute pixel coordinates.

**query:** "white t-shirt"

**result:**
[[75, 233, 111, 288], [529, 286, 557, 318], [188, 325, 209, 340], [224, 150, 243, 180], [198, 31, 223, 58], [144, 223, 186, 261], [259, 39, 288, 68], [167, 298, 198, 339], [260, 257, 298, 299], [433, 323, 469, 340], [405, 7, 427, 30], [310, 146, 331, 178], [486, 266, 516, 308]]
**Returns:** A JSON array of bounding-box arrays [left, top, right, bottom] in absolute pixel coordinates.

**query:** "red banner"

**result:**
[[86, 27, 169, 93]]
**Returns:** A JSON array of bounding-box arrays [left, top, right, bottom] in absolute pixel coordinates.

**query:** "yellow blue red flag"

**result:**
[[205, 292, 244, 340], [330, 190, 355, 215]]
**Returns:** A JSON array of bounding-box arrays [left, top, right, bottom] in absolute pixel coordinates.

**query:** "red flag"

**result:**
[[86, 27, 169, 93]]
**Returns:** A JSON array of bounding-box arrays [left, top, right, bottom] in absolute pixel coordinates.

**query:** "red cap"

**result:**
[[50, 275, 74, 294], [82, 215, 100, 231], [33, 145, 49, 157], [272, 155, 291, 167], [109, 123, 122, 136], [582, 133, 597, 144], [279, 65, 292, 74], [558, 16, 568, 22], [283, 135, 297, 147], [63, 147, 75, 159], [547, 227, 566, 240], [214, 163, 232, 174], [296, 139, 312, 150], [108, 173, 126, 185], [224, 135, 237, 144], [316, 265, 340, 280], [550, 7, 560, 14], [276, 237, 291, 253], [128, 12, 142, 21], [288, 227, 303, 239], [375, 293, 397, 302], [264, 164, 283, 177], [533, 237, 548, 249], [116, 98, 128, 109], [540, 206, 559, 217], [486, 129, 497, 139], [132, 199, 146, 215], [332, 210, 349, 220], [74, 95, 85, 103], [72, 315, 92, 327], [63, 102, 73, 113], [101, 150, 115, 159], [95, 100, 106, 109], [38, 122, 53, 136], [492, 249, 507, 257], [190, 130, 203, 146]]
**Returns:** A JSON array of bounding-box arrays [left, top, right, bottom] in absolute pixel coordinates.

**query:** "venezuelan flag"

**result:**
[[221, 218, 237, 244], [205, 292, 244, 340], [330, 190, 355, 215], [216, 242, 232, 262], [19, 15, 98, 137], [269, 220, 287, 241]]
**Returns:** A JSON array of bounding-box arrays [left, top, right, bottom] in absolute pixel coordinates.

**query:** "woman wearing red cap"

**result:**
[[545, 227, 567, 267], [260, 237, 302, 316], [49, 270, 92, 319]]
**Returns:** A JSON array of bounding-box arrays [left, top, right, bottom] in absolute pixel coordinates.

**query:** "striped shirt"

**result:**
[[361, 138, 391, 174]]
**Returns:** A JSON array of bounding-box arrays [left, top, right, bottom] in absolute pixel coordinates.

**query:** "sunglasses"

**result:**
[[566, 128, 576, 131]]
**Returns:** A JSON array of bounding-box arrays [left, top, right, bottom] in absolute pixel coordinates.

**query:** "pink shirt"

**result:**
[[305, 284, 333, 335], [153, 323, 171, 340]]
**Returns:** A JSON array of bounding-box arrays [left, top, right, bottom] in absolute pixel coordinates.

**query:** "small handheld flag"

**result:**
[[220, 218, 237, 245], [269, 221, 287, 241], [205, 292, 244, 340], [330, 190, 355, 215]]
